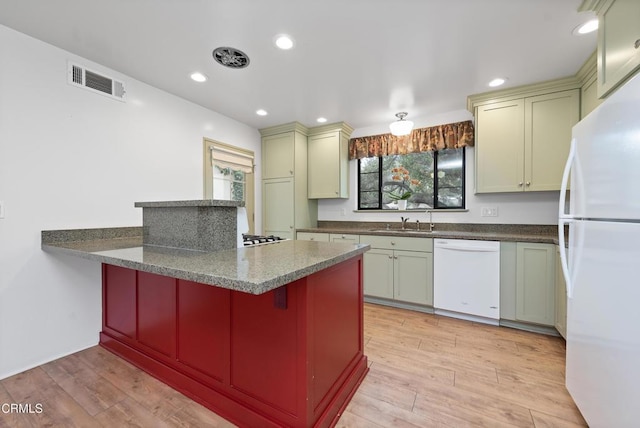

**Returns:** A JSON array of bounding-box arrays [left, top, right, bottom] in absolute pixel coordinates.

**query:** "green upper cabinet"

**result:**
[[260, 122, 317, 238], [469, 81, 580, 194], [261, 122, 310, 179], [591, 0, 640, 98], [475, 99, 525, 193], [307, 122, 353, 199], [524, 90, 580, 191]]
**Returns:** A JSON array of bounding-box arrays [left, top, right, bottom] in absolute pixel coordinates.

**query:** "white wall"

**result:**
[[0, 25, 261, 379], [319, 110, 560, 225]]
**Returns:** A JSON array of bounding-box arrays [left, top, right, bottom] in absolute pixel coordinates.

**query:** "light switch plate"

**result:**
[[0, 201, 4, 219], [481, 206, 498, 217]]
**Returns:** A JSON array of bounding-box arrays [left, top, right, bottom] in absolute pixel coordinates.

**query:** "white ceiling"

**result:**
[[0, 0, 597, 130]]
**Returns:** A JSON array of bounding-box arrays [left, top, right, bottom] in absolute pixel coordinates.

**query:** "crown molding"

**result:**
[[575, 50, 598, 85], [307, 122, 354, 137], [467, 76, 582, 111], [578, 0, 608, 13], [259, 122, 309, 137]]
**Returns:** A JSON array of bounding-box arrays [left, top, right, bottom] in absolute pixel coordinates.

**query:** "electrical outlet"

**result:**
[[481, 206, 498, 217], [340, 208, 346, 217]]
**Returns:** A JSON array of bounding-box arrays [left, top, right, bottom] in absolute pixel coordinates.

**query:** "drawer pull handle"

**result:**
[[518, 182, 524, 187]]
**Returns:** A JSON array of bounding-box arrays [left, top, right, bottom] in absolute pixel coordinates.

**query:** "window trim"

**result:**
[[202, 138, 255, 233], [357, 149, 465, 211]]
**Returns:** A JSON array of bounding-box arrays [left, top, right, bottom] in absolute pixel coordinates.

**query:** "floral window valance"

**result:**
[[348, 120, 474, 160]]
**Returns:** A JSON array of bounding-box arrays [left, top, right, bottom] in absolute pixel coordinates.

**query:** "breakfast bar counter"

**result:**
[[42, 227, 369, 294], [42, 226, 369, 428]]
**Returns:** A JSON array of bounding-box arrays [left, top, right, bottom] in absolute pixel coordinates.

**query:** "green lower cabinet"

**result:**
[[362, 236, 433, 307], [555, 246, 568, 338], [515, 242, 556, 326], [500, 242, 557, 330], [363, 249, 395, 299], [393, 250, 433, 306]]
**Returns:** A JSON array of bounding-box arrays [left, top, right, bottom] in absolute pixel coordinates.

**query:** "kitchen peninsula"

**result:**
[[41, 200, 370, 428]]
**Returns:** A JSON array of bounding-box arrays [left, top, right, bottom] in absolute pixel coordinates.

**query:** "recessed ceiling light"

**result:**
[[488, 77, 507, 87], [256, 109, 268, 116], [317, 117, 327, 123], [573, 19, 598, 35], [190, 72, 208, 82], [274, 34, 295, 50]]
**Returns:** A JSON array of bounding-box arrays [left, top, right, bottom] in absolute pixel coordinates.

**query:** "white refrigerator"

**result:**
[[558, 73, 640, 428]]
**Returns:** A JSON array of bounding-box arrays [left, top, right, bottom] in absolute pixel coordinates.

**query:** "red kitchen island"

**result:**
[[42, 224, 369, 428]]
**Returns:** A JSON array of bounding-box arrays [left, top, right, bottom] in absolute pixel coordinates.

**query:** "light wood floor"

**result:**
[[0, 303, 587, 427]]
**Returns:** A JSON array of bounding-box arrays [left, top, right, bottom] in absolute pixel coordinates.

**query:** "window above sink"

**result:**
[[357, 149, 465, 211]]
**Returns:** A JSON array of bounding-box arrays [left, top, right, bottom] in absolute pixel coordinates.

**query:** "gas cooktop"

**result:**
[[242, 234, 287, 247]]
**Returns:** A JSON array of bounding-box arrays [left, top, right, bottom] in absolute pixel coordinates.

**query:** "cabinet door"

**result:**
[[475, 99, 525, 193], [103, 264, 137, 340], [329, 233, 360, 244], [524, 90, 579, 191], [138, 272, 177, 358], [363, 249, 394, 299], [263, 178, 294, 240], [554, 246, 567, 339], [393, 250, 433, 306], [177, 280, 230, 383], [515, 243, 556, 326], [308, 131, 342, 198], [296, 232, 330, 242], [262, 132, 294, 179], [597, 0, 640, 97]]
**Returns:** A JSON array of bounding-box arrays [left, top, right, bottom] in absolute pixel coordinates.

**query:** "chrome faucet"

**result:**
[[401, 216, 410, 230]]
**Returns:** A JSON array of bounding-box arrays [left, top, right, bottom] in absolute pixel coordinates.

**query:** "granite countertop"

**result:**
[[41, 228, 369, 295], [134, 199, 244, 208], [297, 222, 561, 244]]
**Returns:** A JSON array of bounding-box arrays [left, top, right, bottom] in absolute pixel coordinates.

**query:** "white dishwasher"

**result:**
[[433, 239, 500, 325]]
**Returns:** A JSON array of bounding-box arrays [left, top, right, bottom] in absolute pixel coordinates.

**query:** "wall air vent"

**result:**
[[67, 62, 126, 102]]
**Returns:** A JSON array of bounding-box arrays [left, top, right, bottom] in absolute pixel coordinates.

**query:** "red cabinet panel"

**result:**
[[138, 272, 176, 358], [176, 280, 230, 383], [309, 259, 362, 412], [103, 265, 136, 339], [230, 283, 301, 416]]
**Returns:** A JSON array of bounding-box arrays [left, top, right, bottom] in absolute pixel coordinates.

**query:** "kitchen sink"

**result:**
[[368, 229, 434, 234]]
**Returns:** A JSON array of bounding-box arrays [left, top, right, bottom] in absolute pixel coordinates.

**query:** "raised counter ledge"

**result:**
[[41, 228, 369, 295]]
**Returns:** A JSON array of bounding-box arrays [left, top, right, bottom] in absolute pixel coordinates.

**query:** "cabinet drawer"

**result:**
[[330, 233, 360, 243], [296, 232, 330, 242], [360, 234, 432, 252]]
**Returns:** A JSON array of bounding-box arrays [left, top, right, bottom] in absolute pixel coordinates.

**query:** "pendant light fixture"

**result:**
[[389, 112, 414, 136]]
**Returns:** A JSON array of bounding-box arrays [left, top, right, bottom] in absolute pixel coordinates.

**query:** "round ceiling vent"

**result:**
[[212, 47, 250, 69]]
